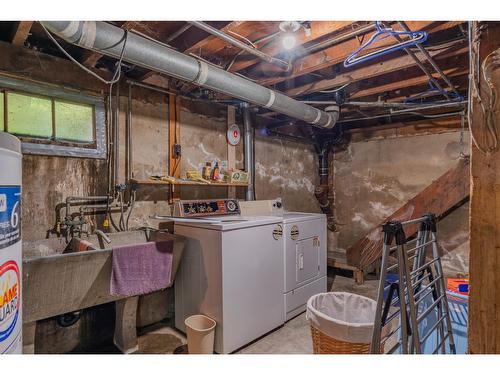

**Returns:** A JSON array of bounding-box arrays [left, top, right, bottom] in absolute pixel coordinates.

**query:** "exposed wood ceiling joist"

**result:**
[[227, 21, 355, 73], [285, 43, 468, 97], [256, 21, 464, 87], [0, 20, 469, 137], [11, 21, 33, 45]]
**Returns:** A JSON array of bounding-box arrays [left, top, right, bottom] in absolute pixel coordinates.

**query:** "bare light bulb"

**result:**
[[282, 33, 296, 50]]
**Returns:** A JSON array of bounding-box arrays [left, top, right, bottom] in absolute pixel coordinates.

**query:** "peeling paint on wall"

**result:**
[[254, 135, 320, 213], [332, 132, 470, 277]]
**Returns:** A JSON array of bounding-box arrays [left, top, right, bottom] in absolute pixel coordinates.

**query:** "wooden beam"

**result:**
[[183, 21, 248, 55], [227, 21, 354, 72], [256, 21, 464, 88], [285, 44, 468, 97], [468, 22, 500, 354], [11, 21, 33, 46], [163, 21, 354, 88], [0, 41, 109, 94], [349, 69, 466, 100], [346, 158, 470, 269], [169, 94, 181, 202], [347, 117, 464, 142]]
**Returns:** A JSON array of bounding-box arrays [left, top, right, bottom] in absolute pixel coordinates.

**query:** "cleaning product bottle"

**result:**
[[211, 162, 220, 181], [202, 162, 212, 181]]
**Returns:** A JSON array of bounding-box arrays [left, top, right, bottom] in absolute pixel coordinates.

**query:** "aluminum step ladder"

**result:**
[[370, 214, 456, 354]]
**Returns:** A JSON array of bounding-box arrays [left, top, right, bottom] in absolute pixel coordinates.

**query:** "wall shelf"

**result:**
[[130, 178, 248, 188]]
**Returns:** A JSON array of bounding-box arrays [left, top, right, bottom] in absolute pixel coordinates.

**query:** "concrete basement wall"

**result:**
[[255, 135, 320, 213], [331, 131, 470, 277], [1, 46, 319, 352]]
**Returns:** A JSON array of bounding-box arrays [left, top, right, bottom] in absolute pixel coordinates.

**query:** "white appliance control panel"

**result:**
[[173, 199, 240, 217]]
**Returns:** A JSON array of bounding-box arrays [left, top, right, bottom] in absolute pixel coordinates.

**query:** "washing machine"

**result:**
[[171, 199, 285, 354]]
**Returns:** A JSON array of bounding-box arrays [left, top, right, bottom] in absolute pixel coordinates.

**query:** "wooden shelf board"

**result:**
[[130, 178, 248, 187]]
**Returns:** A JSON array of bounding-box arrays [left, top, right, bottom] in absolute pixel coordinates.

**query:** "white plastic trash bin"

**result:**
[[185, 315, 217, 354], [306, 292, 379, 354]]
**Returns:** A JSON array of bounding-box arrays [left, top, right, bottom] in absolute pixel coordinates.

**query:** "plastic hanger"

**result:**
[[404, 80, 464, 104], [344, 22, 428, 68]]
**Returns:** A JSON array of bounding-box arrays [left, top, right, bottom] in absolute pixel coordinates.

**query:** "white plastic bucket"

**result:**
[[185, 315, 216, 354]]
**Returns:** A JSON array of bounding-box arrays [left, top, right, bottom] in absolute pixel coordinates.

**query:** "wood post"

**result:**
[[169, 94, 181, 202], [468, 22, 500, 354]]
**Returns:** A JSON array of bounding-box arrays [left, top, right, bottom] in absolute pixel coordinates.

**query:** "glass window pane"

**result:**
[[0, 92, 4, 131], [7, 92, 52, 137], [54, 101, 93, 142]]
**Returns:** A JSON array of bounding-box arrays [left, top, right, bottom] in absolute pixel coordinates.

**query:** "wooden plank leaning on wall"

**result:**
[[468, 22, 500, 354], [169, 94, 181, 202]]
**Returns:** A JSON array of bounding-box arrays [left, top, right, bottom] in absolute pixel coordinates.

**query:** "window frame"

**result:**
[[0, 75, 106, 159]]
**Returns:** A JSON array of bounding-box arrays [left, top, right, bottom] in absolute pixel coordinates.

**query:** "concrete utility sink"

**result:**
[[22, 229, 186, 354]]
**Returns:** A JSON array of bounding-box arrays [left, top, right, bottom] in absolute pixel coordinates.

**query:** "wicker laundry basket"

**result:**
[[306, 292, 382, 354]]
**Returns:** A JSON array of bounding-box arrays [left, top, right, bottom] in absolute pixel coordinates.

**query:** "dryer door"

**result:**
[[296, 237, 320, 284]]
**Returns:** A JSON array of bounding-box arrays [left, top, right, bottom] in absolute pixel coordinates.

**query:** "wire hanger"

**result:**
[[404, 80, 464, 104], [344, 21, 428, 68]]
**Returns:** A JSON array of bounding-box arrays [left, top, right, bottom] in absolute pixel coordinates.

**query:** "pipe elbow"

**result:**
[[322, 105, 340, 129]]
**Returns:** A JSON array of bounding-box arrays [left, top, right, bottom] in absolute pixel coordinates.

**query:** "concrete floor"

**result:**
[[130, 274, 380, 354]]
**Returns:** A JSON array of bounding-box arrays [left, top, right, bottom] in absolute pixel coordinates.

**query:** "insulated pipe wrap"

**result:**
[[42, 21, 337, 128]]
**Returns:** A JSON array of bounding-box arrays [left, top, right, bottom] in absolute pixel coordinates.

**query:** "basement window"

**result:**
[[0, 75, 105, 159]]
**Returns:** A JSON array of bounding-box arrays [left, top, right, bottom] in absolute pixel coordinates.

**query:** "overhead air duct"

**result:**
[[41, 21, 338, 128]]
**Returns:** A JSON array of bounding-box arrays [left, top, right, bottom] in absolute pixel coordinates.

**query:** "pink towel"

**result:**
[[110, 240, 174, 297]]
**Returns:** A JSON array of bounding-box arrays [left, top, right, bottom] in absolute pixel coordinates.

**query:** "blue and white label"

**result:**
[[0, 186, 21, 250]]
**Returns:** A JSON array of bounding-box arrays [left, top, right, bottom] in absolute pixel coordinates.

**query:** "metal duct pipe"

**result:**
[[189, 21, 291, 71], [41, 21, 337, 129], [242, 103, 255, 201]]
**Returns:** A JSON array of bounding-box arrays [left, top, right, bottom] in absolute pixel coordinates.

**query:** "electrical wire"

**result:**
[[41, 22, 132, 224], [227, 29, 257, 49], [225, 31, 281, 71], [40, 23, 129, 85], [468, 21, 499, 154], [319, 82, 351, 94], [121, 191, 126, 231]]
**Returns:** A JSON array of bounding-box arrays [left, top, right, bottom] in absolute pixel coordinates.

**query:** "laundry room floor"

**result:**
[[125, 274, 380, 355]]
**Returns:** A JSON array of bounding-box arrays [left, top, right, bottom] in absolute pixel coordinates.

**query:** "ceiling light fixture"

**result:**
[[279, 21, 301, 50]]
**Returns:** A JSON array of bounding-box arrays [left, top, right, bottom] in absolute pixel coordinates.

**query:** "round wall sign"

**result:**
[[227, 124, 241, 146]]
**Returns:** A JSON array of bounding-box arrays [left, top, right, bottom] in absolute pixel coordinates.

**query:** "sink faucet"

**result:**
[[95, 230, 111, 246]]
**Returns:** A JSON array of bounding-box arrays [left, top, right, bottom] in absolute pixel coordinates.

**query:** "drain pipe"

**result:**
[[242, 103, 255, 201], [126, 82, 133, 182], [41, 21, 337, 129], [314, 145, 335, 231]]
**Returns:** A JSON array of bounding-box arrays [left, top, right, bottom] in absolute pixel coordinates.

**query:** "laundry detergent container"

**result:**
[[306, 292, 379, 354]]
